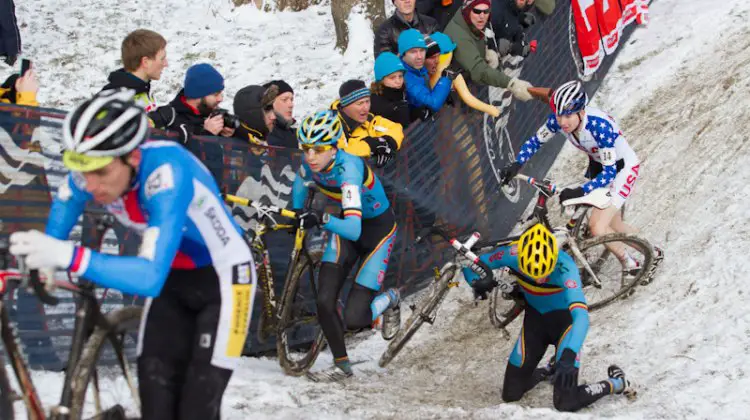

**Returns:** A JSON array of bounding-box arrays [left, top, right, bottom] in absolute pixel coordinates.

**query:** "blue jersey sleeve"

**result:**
[[581, 117, 619, 193], [292, 164, 312, 210], [461, 243, 519, 285], [45, 174, 91, 240], [517, 114, 560, 165], [71, 163, 192, 297], [322, 161, 363, 242], [554, 252, 589, 358]]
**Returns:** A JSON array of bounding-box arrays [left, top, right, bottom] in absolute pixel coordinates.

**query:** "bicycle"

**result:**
[[378, 175, 655, 367], [223, 184, 325, 377], [0, 209, 143, 420]]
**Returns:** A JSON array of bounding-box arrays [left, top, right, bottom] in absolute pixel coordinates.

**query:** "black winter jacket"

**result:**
[[374, 11, 439, 58], [370, 86, 411, 128], [490, 0, 534, 56], [267, 116, 298, 149], [148, 89, 211, 143]]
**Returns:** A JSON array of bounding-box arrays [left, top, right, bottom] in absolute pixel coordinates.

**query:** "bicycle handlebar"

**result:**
[[223, 194, 298, 219], [27, 269, 59, 306], [514, 174, 557, 196], [413, 226, 493, 282]]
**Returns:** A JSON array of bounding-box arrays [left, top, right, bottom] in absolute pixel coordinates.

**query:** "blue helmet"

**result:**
[[297, 110, 344, 147], [550, 80, 588, 116]]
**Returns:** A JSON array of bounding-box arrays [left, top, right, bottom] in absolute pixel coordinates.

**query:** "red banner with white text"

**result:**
[[573, 0, 649, 76]]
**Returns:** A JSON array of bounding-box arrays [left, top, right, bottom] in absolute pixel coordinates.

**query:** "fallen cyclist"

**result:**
[[462, 223, 637, 411]]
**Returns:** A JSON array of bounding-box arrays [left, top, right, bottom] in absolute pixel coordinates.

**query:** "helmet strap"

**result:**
[[119, 156, 139, 196]]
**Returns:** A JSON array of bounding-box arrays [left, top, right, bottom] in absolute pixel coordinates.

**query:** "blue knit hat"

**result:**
[[431, 32, 457, 54], [398, 29, 427, 56], [184, 63, 225, 99], [374, 52, 406, 82]]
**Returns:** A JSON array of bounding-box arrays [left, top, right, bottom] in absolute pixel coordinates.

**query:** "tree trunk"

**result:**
[[332, 0, 387, 52], [277, 0, 322, 11]]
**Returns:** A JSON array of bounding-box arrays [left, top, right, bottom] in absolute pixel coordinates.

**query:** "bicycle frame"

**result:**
[[0, 208, 130, 419], [224, 184, 319, 329]]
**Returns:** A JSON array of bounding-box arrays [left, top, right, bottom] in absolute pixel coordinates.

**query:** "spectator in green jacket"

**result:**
[[444, 0, 534, 102]]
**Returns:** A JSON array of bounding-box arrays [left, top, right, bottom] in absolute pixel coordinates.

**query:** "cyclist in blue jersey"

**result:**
[[292, 110, 400, 382], [462, 224, 636, 411], [9, 89, 255, 420], [500, 80, 663, 282]]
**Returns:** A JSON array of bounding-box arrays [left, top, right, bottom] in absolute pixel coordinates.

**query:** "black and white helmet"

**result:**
[[62, 89, 149, 159], [550, 80, 588, 116]]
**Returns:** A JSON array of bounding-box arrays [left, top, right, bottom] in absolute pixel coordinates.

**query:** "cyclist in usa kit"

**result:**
[[462, 224, 636, 411], [292, 110, 400, 382], [9, 89, 255, 420], [500, 80, 663, 281]]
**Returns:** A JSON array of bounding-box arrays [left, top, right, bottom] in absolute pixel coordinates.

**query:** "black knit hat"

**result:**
[[425, 35, 440, 58], [339, 79, 370, 107], [263, 79, 294, 96]]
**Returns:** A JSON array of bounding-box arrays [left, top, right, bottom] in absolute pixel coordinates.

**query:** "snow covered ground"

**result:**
[[9, 0, 750, 418], [13, 0, 376, 115]]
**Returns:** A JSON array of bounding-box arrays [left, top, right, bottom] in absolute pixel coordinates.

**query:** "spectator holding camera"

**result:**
[[491, 0, 538, 58], [1, 67, 38, 106], [331, 79, 404, 168], [374, 0, 439, 58], [399, 29, 452, 119], [370, 52, 410, 128], [262, 80, 298, 148], [149, 63, 235, 143], [101, 29, 168, 113], [232, 84, 278, 146], [444, 0, 534, 102]]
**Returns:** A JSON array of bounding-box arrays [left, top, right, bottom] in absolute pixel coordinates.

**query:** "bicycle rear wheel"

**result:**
[[276, 250, 325, 376], [378, 263, 458, 368], [574, 233, 654, 310], [68, 306, 143, 419]]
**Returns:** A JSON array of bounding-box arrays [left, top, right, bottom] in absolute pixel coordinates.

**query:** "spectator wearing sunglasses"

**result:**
[[444, 0, 534, 102], [233, 84, 279, 146]]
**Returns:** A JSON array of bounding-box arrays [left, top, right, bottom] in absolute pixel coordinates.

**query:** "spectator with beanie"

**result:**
[[423, 34, 442, 79], [233, 84, 278, 146], [374, 0, 439, 58], [370, 52, 410, 128], [330, 79, 404, 168], [101, 29, 168, 113], [399, 29, 452, 118], [444, 0, 534, 101], [0, 0, 21, 66], [262, 80, 298, 148], [149, 63, 234, 143]]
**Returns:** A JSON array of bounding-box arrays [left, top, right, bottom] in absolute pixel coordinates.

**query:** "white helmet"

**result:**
[[62, 89, 149, 171], [550, 80, 588, 116]]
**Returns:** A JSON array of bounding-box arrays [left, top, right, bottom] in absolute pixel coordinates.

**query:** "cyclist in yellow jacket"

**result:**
[[331, 79, 404, 168]]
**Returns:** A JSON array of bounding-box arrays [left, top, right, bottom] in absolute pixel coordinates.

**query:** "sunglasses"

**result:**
[[300, 144, 334, 154], [471, 8, 490, 15]]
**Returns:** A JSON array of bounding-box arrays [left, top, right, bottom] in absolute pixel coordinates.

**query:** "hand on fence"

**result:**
[[508, 78, 534, 102]]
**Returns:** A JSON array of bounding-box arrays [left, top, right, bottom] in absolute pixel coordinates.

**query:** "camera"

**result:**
[[209, 109, 241, 130]]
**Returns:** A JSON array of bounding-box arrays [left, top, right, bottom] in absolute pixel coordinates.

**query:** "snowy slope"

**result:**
[[12, 0, 375, 116], [10, 0, 750, 418]]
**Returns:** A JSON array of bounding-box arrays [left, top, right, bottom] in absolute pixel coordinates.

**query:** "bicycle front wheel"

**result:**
[[68, 306, 143, 420], [574, 233, 654, 310], [276, 250, 325, 376], [378, 263, 458, 368]]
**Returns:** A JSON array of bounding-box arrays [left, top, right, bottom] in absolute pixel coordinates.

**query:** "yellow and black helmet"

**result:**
[[297, 110, 344, 147], [517, 223, 558, 280]]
